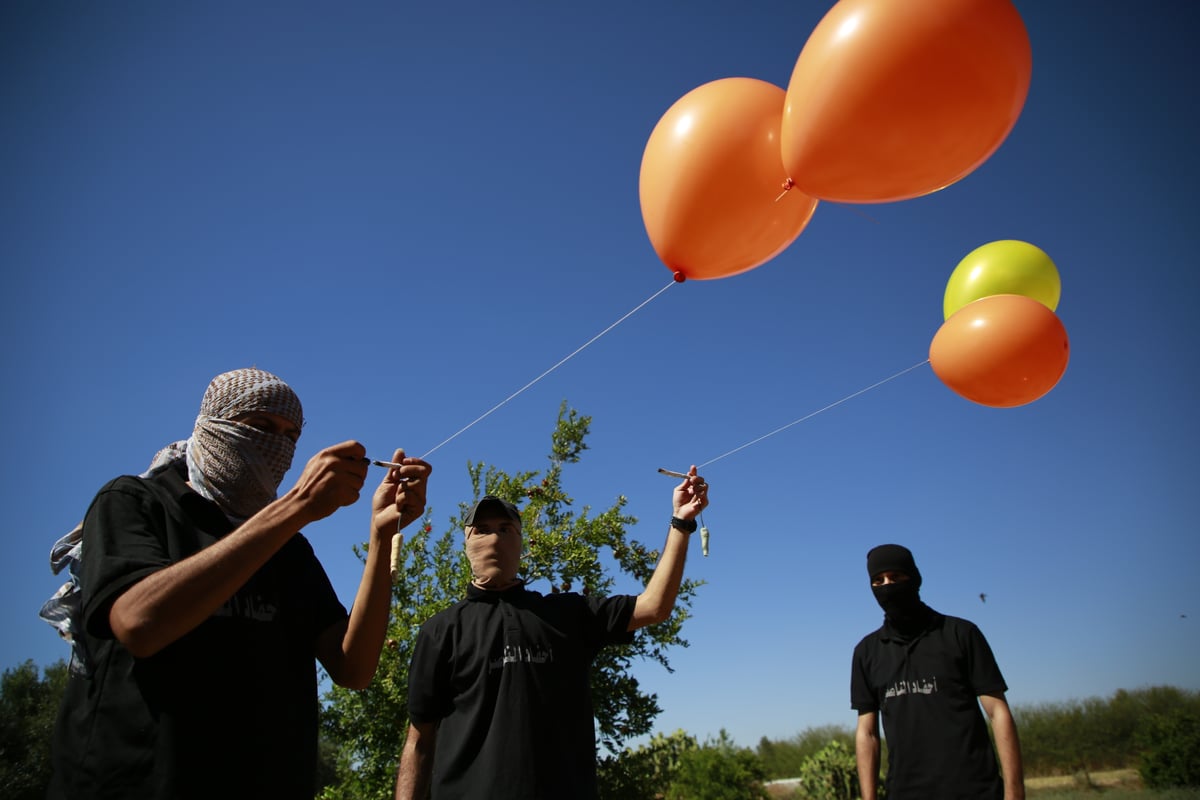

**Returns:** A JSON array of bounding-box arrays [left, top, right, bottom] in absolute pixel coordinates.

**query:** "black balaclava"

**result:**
[[866, 543, 928, 631]]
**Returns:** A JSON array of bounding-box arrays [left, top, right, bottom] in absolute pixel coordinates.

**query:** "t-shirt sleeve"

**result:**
[[285, 535, 349, 642], [79, 476, 173, 640], [850, 639, 879, 712], [585, 594, 636, 648], [963, 622, 1008, 696], [407, 617, 454, 724]]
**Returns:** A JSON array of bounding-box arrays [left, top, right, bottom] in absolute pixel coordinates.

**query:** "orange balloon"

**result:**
[[640, 77, 819, 280], [781, 0, 1031, 203], [930, 294, 1070, 408]]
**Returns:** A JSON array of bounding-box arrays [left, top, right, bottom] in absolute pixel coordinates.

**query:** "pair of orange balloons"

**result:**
[[638, 0, 1033, 281], [929, 242, 1070, 408]]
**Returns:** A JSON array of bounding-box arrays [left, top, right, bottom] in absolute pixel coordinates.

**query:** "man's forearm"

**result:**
[[981, 694, 1025, 800], [395, 723, 434, 800], [855, 716, 880, 800], [994, 713, 1025, 799], [325, 531, 396, 688], [108, 494, 313, 657], [629, 527, 690, 629], [856, 740, 879, 800]]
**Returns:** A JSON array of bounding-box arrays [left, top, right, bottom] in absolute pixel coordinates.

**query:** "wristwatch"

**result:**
[[670, 516, 697, 534]]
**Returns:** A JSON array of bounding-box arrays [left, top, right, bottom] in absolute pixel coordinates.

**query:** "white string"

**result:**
[[695, 358, 930, 469], [420, 280, 679, 459]]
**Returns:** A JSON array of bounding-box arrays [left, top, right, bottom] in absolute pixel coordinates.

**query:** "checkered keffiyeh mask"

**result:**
[[185, 368, 304, 520]]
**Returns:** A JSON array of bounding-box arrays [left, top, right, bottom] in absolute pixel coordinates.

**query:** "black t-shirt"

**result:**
[[408, 582, 636, 800], [49, 468, 348, 800], [850, 611, 1009, 800]]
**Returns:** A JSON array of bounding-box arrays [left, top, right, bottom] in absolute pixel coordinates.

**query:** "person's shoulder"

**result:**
[[523, 588, 586, 611], [936, 612, 990, 640], [532, 588, 631, 618], [853, 625, 885, 652], [89, 473, 161, 507], [421, 596, 474, 627], [97, 473, 148, 493], [938, 612, 981, 630], [541, 589, 591, 603], [518, 585, 547, 601], [558, 589, 633, 608]]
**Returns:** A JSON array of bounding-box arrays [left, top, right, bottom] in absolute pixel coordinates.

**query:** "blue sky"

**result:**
[[2, 1, 1197, 749]]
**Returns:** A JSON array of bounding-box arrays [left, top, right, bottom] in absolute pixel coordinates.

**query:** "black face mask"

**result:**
[[872, 581, 923, 621]]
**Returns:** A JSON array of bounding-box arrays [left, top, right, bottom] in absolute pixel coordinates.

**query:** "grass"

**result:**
[[765, 770, 1200, 799], [1028, 791, 1200, 800], [1025, 769, 1200, 799], [768, 767, 1200, 796]]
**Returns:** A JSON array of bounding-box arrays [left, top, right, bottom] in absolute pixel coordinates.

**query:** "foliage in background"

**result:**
[[318, 510, 466, 800], [320, 403, 702, 799], [1135, 706, 1200, 789], [0, 659, 68, 800], [598, 729, 699, 800], [667, 730, 770, 800], [795, 740, 861, 800], [1015, 686, 1200, 777], [599, 729, 770, 800], [757, 724, 857, 781], [1026, 789, 1200, 800]]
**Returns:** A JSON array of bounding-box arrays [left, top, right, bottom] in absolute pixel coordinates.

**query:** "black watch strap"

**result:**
[[670, 516, 697, 534]]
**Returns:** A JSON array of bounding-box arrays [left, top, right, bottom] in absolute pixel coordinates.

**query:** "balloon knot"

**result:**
[[775, 177, 795, 202], [672, 271, 687, 283]]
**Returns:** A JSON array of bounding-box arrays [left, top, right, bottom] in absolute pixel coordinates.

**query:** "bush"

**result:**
[[1136, 708, 1200, 789], [796, 740, 860, 800], [666, 731, 770, 800], [599, 730, 698, 800], [757, 725, 855, 781], [1014, 686, 1200, 776]]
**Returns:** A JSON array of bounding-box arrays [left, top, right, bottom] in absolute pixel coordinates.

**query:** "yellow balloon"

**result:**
[[943, 240, 1061, 320]]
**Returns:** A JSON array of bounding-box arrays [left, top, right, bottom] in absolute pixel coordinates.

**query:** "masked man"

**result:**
[[48, 368, 431, 799], [851, 544, 1025, 800], [395, 467, 709, 800]]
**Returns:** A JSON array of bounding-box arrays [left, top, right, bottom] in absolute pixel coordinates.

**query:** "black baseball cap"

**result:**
[[464, 495, 522, 528]]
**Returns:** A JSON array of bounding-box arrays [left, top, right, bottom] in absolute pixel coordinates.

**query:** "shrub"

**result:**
[[599, 729, 698, 800], [1136, 708, 1200, 789], [666, 730, 770, 800], [796, 740, 860, 800], [757, 726, 855, 781]]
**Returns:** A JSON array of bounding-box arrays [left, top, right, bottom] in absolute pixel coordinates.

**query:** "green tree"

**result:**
[[0, 659, 69, 800], [667, 730, 770, 800], [321, 403, 702, 799]]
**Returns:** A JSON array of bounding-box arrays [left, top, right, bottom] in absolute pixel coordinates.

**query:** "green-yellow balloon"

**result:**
[[943, 240, 1061, 320]]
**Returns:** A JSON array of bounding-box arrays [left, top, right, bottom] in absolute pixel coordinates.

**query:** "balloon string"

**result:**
[[695, 358, 930, 469], [419, 280, 679, 460], [838, 204, 881, 225]]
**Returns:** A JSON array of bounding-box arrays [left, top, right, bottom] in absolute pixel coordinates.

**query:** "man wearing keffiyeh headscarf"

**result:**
[[46, 368, 433, 800]]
